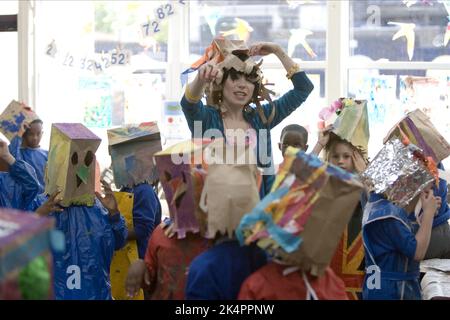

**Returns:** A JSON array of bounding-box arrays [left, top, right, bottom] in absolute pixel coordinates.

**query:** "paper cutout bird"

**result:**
[[221, 18, 254, 42], [441, 1, 450, 46], [403, 0, 433, 6], [286, 0, 317, 9], [388, 22, 416, 60], [288, 28, 317, 58], [444, 21, 450, 46], [403, 0, 418, 6]]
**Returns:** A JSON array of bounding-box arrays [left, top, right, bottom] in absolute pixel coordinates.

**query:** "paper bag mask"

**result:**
[[154, 139, 211, 239], [45, 123, 101, 207], [199, 139, 260, 238], [384, 109, 450, 163], [361, 138, 435, 208], [237, 147, 363, 277], [108, 122, 162, 188], [0, 100, 39, 141]]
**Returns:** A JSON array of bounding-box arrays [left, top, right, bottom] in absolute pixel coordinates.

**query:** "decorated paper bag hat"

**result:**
[[198, 138, 260, 239], [361, 137, 437, 208], [236, 147, 363, 276], [154, 139, 211, 239], [182, 37, 276, 125], [0, 100, 39, 141], [319, 98, 370, 159], [107, 122, 162, 188], [45, 123, 101, 207], [383, 109, 450, 163]]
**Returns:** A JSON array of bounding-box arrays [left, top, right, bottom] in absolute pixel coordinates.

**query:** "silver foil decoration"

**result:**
[[361, 138, 434, 207]]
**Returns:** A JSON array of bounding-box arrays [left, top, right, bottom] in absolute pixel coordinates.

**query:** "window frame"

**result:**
[[18, 0, 450, 115]]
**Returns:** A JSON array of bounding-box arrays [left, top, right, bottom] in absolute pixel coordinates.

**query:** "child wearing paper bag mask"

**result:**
[[33, 123, 128, 300], [184, 139, 267, 300], [126, 140, 213, 300], [360, 138, 441, 300]]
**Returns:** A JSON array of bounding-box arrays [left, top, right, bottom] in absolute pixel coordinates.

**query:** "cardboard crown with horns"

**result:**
[[185, 38, 276, 126]]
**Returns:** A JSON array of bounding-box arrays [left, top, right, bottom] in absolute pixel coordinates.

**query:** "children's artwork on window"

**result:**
[[79, 77, 113, 129], [349, 73, 398, 126]]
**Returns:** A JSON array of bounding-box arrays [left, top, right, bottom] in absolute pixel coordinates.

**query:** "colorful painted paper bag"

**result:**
[[237, 147, 363, 277], [384, 109, 450, 163], [154, 139, 211, 238], [0, 100, 39, 141]]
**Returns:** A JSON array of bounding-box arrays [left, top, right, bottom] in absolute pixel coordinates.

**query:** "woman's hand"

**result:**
[[249, 42, 282, 57], [197, 61, 222, 84]]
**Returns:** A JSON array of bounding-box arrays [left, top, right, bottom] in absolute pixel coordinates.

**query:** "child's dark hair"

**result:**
[[280, 124, 308, 143], [23, 119, 43, 136]]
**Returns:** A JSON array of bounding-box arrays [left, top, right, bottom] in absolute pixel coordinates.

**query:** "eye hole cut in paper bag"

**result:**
[[199, 138, 260, 239], [383, 109, 450, 164], [110, 192, 143, 300], [236, 147, 363, 277], [0, 100, 39, 141], [154, 139, 211, 239]]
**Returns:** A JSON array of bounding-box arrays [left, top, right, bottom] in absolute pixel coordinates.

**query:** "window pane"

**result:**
[[0, 1, 18, 15], [348, 68, 450, 167], [0, 31, 17, 112], [350, 0, 450, 62], [188, 0, 327, 62], [36, 1, 170, 169], [0, 0, 18, 135]]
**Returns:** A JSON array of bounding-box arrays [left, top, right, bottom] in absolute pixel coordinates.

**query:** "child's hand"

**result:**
[[421, 190, 440, 217], [95, 180, 119, 216], [36, 190, 64, 216], [0, 140, 15, 165], [125, 259, 150, 298], [318, 124, 333, 148], [18, 122, 30, 138]]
